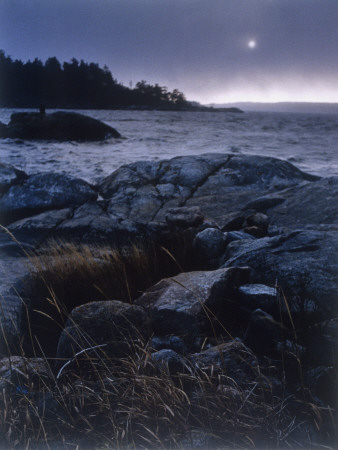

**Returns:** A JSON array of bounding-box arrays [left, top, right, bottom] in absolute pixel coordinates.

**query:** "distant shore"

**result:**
[[209, 101, 338, 114]]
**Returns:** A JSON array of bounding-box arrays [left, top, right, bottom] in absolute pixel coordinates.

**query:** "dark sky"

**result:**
[[1, 0, 337, 103]]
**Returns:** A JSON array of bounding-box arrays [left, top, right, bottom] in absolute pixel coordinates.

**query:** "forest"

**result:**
[[0, 50, 190, 110]]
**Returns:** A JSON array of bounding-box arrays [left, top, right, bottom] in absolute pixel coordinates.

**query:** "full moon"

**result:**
[[248, 40, 256, 49]]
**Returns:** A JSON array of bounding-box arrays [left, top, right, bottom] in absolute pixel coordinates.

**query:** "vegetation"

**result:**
[[0, 50, 189, 110], [0, 239, 334, 449]]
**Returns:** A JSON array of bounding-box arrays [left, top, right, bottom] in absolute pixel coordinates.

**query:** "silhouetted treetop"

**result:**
[[0, 51, 189, 110]]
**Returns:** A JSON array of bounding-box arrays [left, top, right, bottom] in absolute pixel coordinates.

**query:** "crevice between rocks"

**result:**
[[181, 155, 233, 206]]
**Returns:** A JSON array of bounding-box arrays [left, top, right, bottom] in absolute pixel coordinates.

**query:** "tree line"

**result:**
[[0, 50, 189, 110]]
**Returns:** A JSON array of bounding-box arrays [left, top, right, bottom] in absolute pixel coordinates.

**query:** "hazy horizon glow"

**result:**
[[0, 0, 337, 104]]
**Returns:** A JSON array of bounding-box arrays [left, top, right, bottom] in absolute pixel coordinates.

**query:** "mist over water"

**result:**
[[0, 109, 337, 183]]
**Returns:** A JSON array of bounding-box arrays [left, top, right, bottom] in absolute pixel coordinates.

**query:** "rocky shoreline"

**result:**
[[0, 152, 337, 447]]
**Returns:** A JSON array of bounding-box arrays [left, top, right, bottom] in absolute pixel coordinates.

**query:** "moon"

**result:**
[[248, 40, 256, 49]]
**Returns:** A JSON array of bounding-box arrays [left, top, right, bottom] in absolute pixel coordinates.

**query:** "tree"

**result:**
[[0, 50, 190, 110]]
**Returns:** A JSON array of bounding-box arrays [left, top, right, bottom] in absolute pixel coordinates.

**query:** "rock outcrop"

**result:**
[[0, 153, 337, 445], [0, 111, 121, 141], [0, 172, 97, 225]]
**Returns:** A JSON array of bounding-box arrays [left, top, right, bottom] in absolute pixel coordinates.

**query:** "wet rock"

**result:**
[[244, 309, 282, 355], [98, 154, 317, 226], [56, 300, 150, 364], [150, 335, 188, 354], [0, 257, 32, 355], [238, 284, 278, 315], [267, 176, 338, 229], [136, 267, 250, 340], [222, 230, 338, 323], [243, 225, 267, 238], [186, 154, 317, 225], [0, 162, 27, 195], [306, 366, 337, 406], [6, 207, 73, 249], [1, 111, 121, 141], [0, 172, 97, 225], [222, 214, 246, 231], [226, 230, 256, 242], [0, 356, 53, 393], [304, 318, 338, 368], [193, 227, 228, 262], [246, 212, 269, 230], [166, 206, 204, 229], [189, 339, 259, 384], [151, 349, 190, 375]]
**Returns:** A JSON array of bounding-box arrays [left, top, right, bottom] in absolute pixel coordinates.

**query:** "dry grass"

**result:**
[[0, 334, 328, 450], [0, 237, 335, 449], [17, 239, 191, 358]]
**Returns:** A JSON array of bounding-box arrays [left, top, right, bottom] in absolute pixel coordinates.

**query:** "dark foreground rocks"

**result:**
[[0, 111, 121, 141], [0, 153, 337, 447]]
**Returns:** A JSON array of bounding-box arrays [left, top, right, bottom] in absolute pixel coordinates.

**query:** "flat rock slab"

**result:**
[[0, 111, 121, 141]]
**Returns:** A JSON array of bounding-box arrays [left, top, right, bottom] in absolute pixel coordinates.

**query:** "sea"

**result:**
[[0, 108, 337, 183]]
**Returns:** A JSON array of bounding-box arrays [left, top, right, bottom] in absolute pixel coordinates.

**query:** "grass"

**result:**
[[0, 236, 336, 449], [1, 335, 329, 449], [16, 238, 193, 358]]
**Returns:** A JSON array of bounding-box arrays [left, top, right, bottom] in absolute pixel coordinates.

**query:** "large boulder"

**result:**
[[0, 172, 97, 225], [0, 111, 121, 141], [135, 266, 250, 340], [98, 154, 319, 227]]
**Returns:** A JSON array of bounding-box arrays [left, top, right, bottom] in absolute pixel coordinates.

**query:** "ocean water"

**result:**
[[0, 108, 337, 183]]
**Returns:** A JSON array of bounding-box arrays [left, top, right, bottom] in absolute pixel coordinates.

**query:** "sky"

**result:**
[[0, 0, 337, 104]]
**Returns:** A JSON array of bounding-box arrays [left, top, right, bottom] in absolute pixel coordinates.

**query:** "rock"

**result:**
[[189, 339, 259, 385], [135, 267, 250, 339], [0, 172, 97, 225], [193, 227, 228, 260], [246, 213, 269, 230], [226, 230, 256, 242], [0, 257, 32, 355], [166, 206, 204, 229], [150, 336, 188, 354], [304, 318, 338, 368], [151, 349, 190, 375], [6, 207, 73, 249], [244, 309, 282, 355], [267, 176, 338, 229], [222, 231, 338, 323], [56, 300, 150, 364], [0, 356, 53, 393], [185, 154, 318, 225], [243, 225, 267, 238], [0, 162, 27, 195], [98, 154, 317, 226], [222, 214, 246, 231], [238, 284, 278, 315], [1, 111, 121, 141], [223, 212, 269, 238], [306, 366, 337, 406]]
